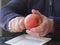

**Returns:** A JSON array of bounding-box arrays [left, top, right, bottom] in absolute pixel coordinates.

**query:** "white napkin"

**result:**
[[5, 34, 51, 45]]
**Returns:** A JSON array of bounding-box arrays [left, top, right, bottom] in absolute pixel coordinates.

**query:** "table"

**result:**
[[44, 40, 60, 45], [0, 36, 60, 45], [0, 37, 13, 45]]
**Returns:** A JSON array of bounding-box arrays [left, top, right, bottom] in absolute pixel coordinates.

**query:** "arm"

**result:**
[[48, 16, 60, 41], [0, 0, 27, 31]]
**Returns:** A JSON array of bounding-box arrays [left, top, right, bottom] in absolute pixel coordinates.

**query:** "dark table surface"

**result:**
[[0, 36, 60, 45], [44, 40, 60, 45]]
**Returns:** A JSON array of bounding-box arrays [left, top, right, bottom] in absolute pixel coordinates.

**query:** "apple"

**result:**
[[24, 14, 42, 30]]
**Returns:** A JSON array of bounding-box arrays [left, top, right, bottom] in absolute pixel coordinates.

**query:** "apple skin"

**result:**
[[24, 14, 42, 30]]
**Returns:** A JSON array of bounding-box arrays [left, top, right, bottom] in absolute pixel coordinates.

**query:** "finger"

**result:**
[[14, 18, 18, 32], [9, 18, 15, 32], [30, 28, 40, 33], [26, 30, 40, 37], [26, 29, 46, 37], [39, 29, 49, 37], [40, 16, 48, 27], [41, 22, 50, 36], [19, 17, 25, 30], [30, 25, 44, 33], [12, 18, 16, 31], [14, 17, 22, 32], [18, 17, 25, 32], [8, 20, 12, 32], [31, 9, 42, 15], [39, 20, 49, 36]]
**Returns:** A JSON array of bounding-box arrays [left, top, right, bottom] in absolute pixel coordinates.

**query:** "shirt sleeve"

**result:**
[[48, 16, 60, 41], [0, 0, 27, 31], [53, 17, 60, 41]]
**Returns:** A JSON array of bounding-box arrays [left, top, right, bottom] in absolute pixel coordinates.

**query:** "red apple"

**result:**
[[24, 14, 42, 30]]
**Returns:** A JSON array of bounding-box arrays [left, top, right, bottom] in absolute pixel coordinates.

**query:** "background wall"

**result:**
[[0, 0, 1, 35], [2, 0, 9, 6]]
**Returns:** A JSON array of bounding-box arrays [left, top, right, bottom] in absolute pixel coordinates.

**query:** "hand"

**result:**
[[8, 17, 25, 32], [26, 9, 54, 37]]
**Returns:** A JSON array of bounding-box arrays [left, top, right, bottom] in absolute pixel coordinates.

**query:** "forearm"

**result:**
[[0, 9, 23, 31], [0, 0, 27, 31]]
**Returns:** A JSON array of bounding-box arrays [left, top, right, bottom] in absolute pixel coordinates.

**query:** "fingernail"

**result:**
[[32, 9, 36, 13]]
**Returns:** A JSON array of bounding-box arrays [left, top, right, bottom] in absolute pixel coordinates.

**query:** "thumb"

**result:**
[[31, 9, 42, 15]]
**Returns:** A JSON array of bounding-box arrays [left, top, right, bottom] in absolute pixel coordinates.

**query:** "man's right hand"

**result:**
[[8, 17, 25, 32]]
